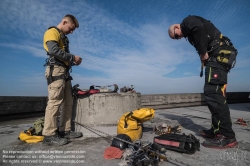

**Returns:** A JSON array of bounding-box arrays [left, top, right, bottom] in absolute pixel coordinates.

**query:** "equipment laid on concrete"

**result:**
[[154, 123, 182, 135], [95, 84, 119, 92], [73, 120, 167, 165], [72, 84, 120, 98], [120, 85, 135, 93]]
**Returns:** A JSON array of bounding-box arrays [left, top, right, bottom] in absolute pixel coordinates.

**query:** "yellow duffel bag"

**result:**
[[117, 108, 155, 142]]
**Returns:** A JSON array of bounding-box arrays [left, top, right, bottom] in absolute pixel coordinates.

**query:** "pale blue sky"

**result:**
[[0, 0, 249, 96]]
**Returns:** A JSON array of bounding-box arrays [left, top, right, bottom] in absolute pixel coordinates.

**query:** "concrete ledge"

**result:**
[[0, 96, 47, 115], [141, 92, 250, 109], [0, 92, 249, 120], [0, 96, 47, 120]]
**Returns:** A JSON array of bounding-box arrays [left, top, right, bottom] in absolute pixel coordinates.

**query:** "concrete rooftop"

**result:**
[[0, 103, 249, 166]]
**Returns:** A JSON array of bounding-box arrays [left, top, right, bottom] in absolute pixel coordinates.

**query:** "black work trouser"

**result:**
[[203, 61, 235, 138]]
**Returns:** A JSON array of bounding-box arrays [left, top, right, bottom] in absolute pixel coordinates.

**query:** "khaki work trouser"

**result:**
[[42, 65, 73, 136]]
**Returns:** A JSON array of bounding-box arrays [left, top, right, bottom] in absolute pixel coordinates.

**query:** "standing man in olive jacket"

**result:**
[[42, 14, 83, 145], [168, 15, 238, 149]]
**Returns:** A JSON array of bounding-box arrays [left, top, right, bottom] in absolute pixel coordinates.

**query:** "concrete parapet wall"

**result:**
[[141, 92, 250, 109], [0, 92, 249, 120], [0, 96, 47, 115], [141, 93, 205, 109]]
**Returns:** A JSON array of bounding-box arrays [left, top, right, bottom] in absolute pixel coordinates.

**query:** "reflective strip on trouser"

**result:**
[[42, 65, 73, 136], [203, 62, 235, 138]]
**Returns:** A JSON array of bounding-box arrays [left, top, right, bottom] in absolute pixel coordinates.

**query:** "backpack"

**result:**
[[117, 108, 155, 142], [18, 118, 45, 143], [33, 117, 44, 136]]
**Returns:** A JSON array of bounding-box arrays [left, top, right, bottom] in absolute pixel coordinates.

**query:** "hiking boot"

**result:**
[[198, 129, 215, 138], [202, 134, 238, 149], [43, 134, 68, 146], [60, 130, 83, 139]]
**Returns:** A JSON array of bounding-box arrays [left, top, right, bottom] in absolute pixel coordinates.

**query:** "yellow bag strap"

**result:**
[[124, 112, 133, 128]]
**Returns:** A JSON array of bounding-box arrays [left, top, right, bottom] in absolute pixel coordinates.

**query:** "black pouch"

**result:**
[[111, 134, 132, 150], [206, 65, 227, 84], [153, 133, 200, 154], [216, 47, 237, 68], [214, 34, 238, 69]]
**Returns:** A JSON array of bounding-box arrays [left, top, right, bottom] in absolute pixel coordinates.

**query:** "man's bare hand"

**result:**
[[200, 52, 209, 61], [74, 55, 82, 65]]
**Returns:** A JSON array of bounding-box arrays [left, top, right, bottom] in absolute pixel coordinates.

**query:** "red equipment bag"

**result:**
[[89, 89, 100, 94], [72, 84, 100, 98]]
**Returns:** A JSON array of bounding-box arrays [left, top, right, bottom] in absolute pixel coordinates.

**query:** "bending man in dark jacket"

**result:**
[[168, 15, 238, 149]]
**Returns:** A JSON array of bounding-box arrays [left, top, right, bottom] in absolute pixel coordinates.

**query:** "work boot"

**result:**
[[60, 130, 83, 139], [198, 128, 215, 138], [202, 134, 238, 149], [43, 134, 68, 146]]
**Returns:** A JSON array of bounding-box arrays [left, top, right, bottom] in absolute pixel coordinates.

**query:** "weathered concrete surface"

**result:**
[[0, 103, 249, 166], [72, 92, 141, 136], [73, 93, 141, 125]]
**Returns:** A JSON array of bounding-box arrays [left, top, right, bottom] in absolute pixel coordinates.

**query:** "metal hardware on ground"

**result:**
[[73, 120, 191, 166]]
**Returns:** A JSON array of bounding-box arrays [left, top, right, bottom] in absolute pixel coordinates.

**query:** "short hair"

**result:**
[[168, 24, 175, 39], [64, 14, 79, 28]]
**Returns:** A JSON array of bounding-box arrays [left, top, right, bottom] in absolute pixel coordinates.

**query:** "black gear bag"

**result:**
[[153, 133, 200, 154]]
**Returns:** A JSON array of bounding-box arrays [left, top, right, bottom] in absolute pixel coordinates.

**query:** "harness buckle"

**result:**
[[224, 40, 230, 46], [48, 57, 56, 65]]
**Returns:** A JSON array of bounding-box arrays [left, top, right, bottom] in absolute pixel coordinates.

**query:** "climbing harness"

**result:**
[[47, 26, 70, 53], [200, 34, 237, 77], [207, 34, 238, 71], [44, 57, 73, 85], [44, 26, 74, 85]]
